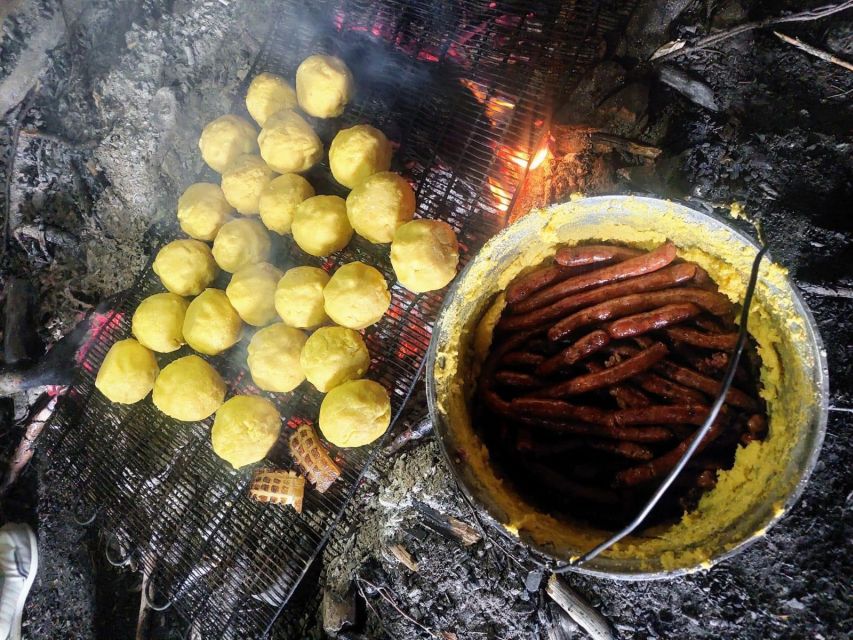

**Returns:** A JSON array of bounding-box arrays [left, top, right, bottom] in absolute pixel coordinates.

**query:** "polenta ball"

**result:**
[[258, 173, 315, 235], [198, 114, 258, 173], [95, 339, 159, 404], [257, 109, 322, 174], [245, 72, 297, 126], [299, 326, 369, 392], [247, 323, 307, 392], [329, 124, 392, 189], [323, 262, 390, 329], [346, 172, 415, 243], [295, 54, 354, 118], [152, 355, 225, 421], [177, 183, 234, 241], [319, 380, 390, 447], [212, 218, 271, 273], [225, 262, 283, 326], [153, 239, 218, 297], [211, 396, 281, 469], [220, 154, 275, 215], [274, 266, 329, 329], [131, 292, 189, 353], [182, 288, 242, 355], [291, 195, 352, 257], [390, 220, 459, 293]]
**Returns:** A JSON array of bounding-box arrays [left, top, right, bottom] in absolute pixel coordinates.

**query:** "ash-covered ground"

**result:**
[[1, 0, 852, 639]]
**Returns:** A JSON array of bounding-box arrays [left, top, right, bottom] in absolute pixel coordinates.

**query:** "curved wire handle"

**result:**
[[554, 245, 769, 571]]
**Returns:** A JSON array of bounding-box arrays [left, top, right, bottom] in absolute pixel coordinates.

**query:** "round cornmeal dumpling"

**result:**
[[211, 395, 281, 469], [258, 173, 315, 235], [295, 54, 354, 118], [153, 239, 218, 297], [177, 182, 234, 241], [245, 72, 297, 126], [346, 172, 415, 243], [292, 195, 352, 257], [183, 288, 242, 355], [329, 124, 392, 189], [323, 262, 390, 329], [198, 114, 258, 173], [152, 355, 226, 421], [225, 262, 283, 326], [275, 266, 329, 329], [390, 219, 460, 293], [95, 339, 159, 404], [220, 154, 275, 215], [257, 109, 322, 174], [132, 292, 189, 353], [212, 218, 271, 273], [247, 323, 307, 393], [319, 379, 390, 447], [299, 326, 369, 393]]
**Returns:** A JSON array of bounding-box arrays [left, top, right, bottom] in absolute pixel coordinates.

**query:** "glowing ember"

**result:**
[[529, 145, 550, 170], [487, 177, 512, 212]]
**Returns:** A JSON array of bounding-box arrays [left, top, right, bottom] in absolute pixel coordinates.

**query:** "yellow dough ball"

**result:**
[[346, 172, 416, 243], [225, 262, 283, 326], [211, 395, 281, 469], [390, 220, 460, 293], [299, 326, 370, 393], [177, 182, 234, 241], [220, 154, 275, 215], [153, 239, 218, 297], [329, 124, 392, 189], [291, 195, 353, 257], [245, 72, 297, 126], [212, 218, 271, 273], [131, 293, 189, 353], [257, 109, 322, 174], [247, 323, 307, 392], [319, 380, 390, 447], [95, 339, 159, 404], [258, 173, 315, 235], [198, 115, 258, 173], [152, 355, 226, 421], [323, 262, 390, 329], [182, 288, 242, 355], [295, 54, 354, 118], [274, 266, 329, 329]]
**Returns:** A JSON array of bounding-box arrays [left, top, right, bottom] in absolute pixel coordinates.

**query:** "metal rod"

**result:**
[[558, 245, 768, 569]]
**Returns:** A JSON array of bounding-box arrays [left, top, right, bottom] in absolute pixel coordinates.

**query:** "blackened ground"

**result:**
[[1, 0, 851, 638]]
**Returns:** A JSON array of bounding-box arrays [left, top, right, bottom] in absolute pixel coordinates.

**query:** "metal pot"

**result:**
[[426, 195, 828, 579]]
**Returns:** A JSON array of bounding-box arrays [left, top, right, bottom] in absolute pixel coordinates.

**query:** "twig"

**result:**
[[387, 543, 419, 572], [356, 576, 439, 638], [589, 132, 663, 159], [774, 31, 853, 72], [0, 393, 59, 495], [651, 0, 853, 61], [546, 575, 615, 640]]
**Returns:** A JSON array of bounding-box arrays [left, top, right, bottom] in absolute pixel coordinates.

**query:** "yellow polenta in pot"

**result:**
[[427, 196, 827, 578]]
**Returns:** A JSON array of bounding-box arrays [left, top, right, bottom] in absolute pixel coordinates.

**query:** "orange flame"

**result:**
[[487, 177, 512, 212]]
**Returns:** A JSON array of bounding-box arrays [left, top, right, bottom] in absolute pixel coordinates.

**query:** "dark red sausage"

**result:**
[[604, 303, 702, 339], [610, 404, 711, 426], [655, 361, 759, 411], [548, 288, 732, 341], [505, 264, 572, 305], [537, 330, 611, 376], [499, 263, 697, 332], [511, 242, 679, 313], [634, 372, 708, 404], [536, 342, 669, 398], [554, 244, 642, 267], [665, 326, 739, 350]]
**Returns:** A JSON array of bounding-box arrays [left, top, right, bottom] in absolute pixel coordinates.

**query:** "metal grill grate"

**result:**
[[40, 0, 633, 636]]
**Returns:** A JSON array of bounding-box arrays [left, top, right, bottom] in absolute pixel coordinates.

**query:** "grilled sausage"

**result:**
[[605, 303, 702, 339], [554, 244, 642, 267], [537, 330, 611, 375]]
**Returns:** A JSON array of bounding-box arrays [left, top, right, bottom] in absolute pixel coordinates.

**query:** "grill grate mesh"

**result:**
[[40, 0, 633, 636]]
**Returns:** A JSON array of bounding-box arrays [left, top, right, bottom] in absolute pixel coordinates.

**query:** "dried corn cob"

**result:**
[[290, 424, 341, 493], [249, 469, 305, 513]]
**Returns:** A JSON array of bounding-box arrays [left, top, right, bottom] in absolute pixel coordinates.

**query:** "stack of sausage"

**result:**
[[475, 242, 768, 529]]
